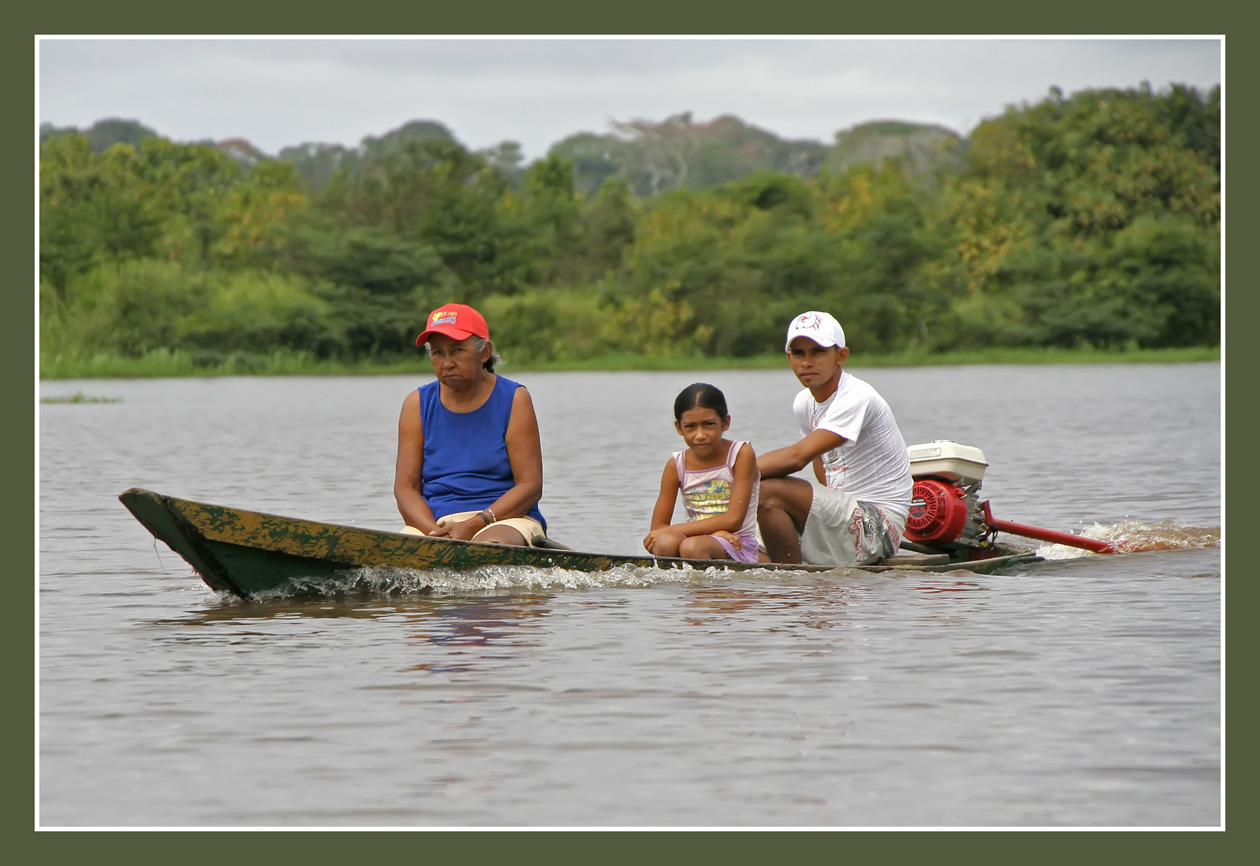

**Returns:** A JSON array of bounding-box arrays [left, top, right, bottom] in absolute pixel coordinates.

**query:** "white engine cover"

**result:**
[[907, 441, 988, 485]]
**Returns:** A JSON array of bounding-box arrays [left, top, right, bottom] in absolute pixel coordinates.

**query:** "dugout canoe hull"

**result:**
[[119, 488, 1042, 599]]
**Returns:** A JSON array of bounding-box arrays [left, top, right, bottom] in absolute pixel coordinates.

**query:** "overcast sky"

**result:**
[[37, 37, 1222, 162]]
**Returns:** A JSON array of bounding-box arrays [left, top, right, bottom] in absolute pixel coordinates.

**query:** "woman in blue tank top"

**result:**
[[393, 303, 547, 546]]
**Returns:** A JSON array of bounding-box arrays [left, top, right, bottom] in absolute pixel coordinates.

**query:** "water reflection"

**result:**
[[39, 366, 1221, 828], [403, 594, 551, 673], [674, 572, 1022, 635], [678, 578, 869, 632], [149, 592, 556, 674], [150, 598, 384, 625], [911, 579, 987, 595]]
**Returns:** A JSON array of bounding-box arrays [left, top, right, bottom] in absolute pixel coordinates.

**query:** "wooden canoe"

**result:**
[[118, 488, 1043, 599]]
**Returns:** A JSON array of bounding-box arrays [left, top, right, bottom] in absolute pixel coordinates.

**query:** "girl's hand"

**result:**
[[643, 528, 671, 553], [643, 529, 659, 553], [713, 530, 741, 546]]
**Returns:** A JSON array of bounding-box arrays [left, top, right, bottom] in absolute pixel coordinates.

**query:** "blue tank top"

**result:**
[[418, 375, 546, 529]]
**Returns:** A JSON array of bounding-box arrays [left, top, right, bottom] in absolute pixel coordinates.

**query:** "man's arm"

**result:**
[[757, 428, 845, 479]]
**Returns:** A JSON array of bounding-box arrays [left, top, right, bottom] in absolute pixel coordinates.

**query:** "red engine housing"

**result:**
[[905, 479, 971, 546]]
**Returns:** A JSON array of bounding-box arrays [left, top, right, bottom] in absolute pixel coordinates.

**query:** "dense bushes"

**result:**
[[39, 83, 1220, 372]]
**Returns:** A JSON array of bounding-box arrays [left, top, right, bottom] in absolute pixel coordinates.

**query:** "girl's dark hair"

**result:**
[[673, 383, 728, 421]]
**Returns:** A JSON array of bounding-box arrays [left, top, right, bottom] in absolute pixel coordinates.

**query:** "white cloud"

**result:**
[[37, 36, 1222, 160]]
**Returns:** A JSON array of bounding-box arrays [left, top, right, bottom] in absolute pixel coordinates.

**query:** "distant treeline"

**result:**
[[39, 83, 1220, 372], [39, 112, 966, 198]]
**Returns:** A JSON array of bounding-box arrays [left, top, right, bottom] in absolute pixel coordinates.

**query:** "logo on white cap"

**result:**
[[785, 311, 845, 351]]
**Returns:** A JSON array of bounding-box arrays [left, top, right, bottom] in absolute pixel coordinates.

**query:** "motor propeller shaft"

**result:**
[[981, 501, 1117, 555]]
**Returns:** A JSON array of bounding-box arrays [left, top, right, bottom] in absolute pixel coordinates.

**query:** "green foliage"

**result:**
[[40, 117, 159, 151], [924, 83, 1220, 351], [552, 114, 831, 197], [39, 134, 165, 295], [479, 140, 527, 188], [285, 222, 452, 296], [607, 183, 825, 357], [277, 142, 363, 193], [40, 259, 199, 359], [39, 259, 347, 368], [826, 121, 964, 176], [40, 391, 122, 404], [546, 132, 634, 197], [217, 159, 308, 265], [574, 177, 639, 282], [38, 83, 1220, 377], [517, 155, 583, 284], [1095, 215, 1220, 347], [479, 287, 610, 365], [174, 272, 339, 359], [271, 119, 460, 194], [317, 138, 532, 298]]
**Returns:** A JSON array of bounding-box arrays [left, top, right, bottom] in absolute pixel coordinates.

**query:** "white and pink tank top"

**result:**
[[673, 440, 759, 544]]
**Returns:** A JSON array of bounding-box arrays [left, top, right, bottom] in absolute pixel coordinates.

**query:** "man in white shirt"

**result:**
[[756, 311, 914, 565]]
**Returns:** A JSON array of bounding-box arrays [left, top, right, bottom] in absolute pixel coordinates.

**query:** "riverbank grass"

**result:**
[[39, 345, 1221, 379], [40, 390, 123, 404]]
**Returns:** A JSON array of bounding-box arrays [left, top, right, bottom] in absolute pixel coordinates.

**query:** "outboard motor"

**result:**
[[904, 441, 996, 555], [904, 441, 1116, 556]]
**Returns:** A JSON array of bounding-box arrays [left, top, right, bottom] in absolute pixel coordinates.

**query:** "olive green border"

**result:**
[[20, 3, 1238, 859]]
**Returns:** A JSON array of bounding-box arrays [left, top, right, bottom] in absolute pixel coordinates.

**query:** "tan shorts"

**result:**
[[402, 510, 548, 546], [799, 486, 904, 566]]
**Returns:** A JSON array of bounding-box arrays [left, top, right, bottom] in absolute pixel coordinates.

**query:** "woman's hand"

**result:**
[[429, 515, 485, 542]]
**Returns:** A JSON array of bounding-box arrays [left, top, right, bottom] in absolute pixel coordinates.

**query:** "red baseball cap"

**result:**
[[415, 303, 490, 346]]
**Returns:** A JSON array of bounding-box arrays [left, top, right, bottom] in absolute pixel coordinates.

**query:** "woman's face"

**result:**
[[427, 334, 489, 391]]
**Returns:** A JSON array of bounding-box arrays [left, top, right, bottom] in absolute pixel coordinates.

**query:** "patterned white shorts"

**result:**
[[799, 486, 904, 566]]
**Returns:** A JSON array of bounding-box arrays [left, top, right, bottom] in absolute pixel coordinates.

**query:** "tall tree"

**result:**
[[39, 134, 163, 298]]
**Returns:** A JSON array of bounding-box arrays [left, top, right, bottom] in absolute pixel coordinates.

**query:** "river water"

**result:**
[[37, 363, 1222, 828]]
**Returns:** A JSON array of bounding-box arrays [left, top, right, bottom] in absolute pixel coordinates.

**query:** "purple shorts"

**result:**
[[715, 534, 761, 563]]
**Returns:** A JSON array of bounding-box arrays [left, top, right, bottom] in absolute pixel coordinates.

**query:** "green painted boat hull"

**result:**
[[119, 488, 1042, 599]]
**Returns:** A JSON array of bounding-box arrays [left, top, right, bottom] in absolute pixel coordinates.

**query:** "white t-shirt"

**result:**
[[792, 371, 913, 523]]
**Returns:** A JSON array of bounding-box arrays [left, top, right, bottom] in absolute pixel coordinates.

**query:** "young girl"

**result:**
[[643, 383, 761, 562]]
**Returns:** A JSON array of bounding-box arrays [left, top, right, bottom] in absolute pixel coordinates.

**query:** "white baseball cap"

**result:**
[[784, 311, 845, 351]]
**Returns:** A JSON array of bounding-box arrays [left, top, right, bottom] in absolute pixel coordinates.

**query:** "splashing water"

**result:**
[[247, 562, 776, 601], [1034, 519, 1221, 560], [213, 518, 1225, 600]]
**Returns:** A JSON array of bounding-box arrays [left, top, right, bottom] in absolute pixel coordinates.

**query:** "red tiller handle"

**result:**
[[983, 502, 1118, 554]]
